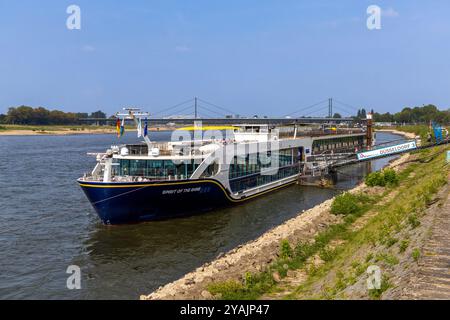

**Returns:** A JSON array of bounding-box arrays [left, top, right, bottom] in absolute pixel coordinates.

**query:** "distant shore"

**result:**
[[0, 125, 174, 136]]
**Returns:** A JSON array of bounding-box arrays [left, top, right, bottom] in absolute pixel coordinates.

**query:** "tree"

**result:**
[[90, 110, 106, 119], [3, 106, 109, 125], [361, 108, 367, 118], [333, 113, 342, 118]]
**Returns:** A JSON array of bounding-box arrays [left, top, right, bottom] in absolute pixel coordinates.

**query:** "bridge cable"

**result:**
[[152, 98, 195, 116], [283, 99, 330, 117]]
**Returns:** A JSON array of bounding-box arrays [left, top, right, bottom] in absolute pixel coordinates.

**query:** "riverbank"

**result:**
[[376, 129, 417, 140], [141, 144, 449, 300], [0, 125, 173, 136], [0, 125, 422, 137]]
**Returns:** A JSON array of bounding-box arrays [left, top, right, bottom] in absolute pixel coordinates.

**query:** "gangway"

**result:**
[[298, 138, 449, 178], [330, 139, 449, 169]]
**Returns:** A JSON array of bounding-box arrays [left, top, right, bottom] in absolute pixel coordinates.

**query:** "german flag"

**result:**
[[116, 118, 121, 137]]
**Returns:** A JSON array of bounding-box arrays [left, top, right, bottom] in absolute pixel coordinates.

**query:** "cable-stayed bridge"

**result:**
[[79, 97, 366, 125]]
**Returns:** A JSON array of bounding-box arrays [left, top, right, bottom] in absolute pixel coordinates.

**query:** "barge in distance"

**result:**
[[78, 109, 373, 224]]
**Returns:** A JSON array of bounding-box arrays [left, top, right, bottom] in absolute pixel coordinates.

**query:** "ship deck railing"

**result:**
[[80, 174, 191, 183]]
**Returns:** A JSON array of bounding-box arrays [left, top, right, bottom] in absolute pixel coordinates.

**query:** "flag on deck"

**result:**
[[120, 118, 125, 137], [137, 118, 142, 138], [144, 118, 148, 137], [116, 118, 121, 138]]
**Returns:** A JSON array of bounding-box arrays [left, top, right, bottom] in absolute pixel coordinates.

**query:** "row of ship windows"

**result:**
[[114, 149, 297, 179], [230, 165, 300, 193], [312, 137, 365, 152], [115, 159, 200, 178], [228, 149, 295, 179]]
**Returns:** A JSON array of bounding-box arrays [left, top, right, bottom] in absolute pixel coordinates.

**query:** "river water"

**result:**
[[0, 131, 401, 299]]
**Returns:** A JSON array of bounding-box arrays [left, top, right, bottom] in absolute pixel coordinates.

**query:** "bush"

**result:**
[[383, 169, 399, 186], [365, 169, 399, 187], [331, 192, 361, 215], [365, 171, 386, 187]]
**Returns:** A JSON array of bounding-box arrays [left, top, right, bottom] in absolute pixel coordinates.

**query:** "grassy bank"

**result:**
[[377, 124, 449, 141], [207, 145, 449, 300]]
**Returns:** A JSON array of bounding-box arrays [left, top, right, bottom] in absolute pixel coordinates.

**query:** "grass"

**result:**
[[368, 275, 391, 300], [412, 248, 421, 262], [207, 145, 449, 300], [408, 214, 421, 229], [394, 125, 430, 141], [330, 192, 374, 216], [384, 124, 450, 142], [399, 240, 409, 253], [280, 239, 293, 259], [375, 252, 399, 266]]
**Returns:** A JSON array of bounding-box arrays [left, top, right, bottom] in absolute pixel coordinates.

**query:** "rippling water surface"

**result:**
[[0, 131, 401, 299]]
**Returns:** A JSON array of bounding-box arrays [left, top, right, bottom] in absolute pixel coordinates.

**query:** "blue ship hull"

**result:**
[[78, 179, 233, 224]]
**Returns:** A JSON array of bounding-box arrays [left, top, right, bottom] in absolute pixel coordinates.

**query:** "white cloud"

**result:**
[[382, 7, 399, 18], [175, 45, 191, 52], [81, 45, 95, 52]]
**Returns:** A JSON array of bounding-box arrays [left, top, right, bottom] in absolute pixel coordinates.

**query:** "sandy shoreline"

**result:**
[[0, 128, 172, 136], [376, 129, 417, 140], [0, 129, 116, 136], [141, 152, 411, 300]]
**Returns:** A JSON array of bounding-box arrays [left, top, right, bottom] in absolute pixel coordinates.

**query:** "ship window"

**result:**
[[119, 159, 130, 175], [129, 160, 146, 176], [164, 160, 176, 177]]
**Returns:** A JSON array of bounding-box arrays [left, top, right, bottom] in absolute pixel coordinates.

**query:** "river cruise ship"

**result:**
[[78, 110, 370, 224]]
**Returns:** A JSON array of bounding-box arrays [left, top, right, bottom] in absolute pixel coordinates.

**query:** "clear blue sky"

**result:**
[[1, 0, 449, 117]]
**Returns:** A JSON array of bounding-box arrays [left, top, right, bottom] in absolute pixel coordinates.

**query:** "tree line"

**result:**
[[0, 103, 448, 125], [0, 106, 107, 125], [371, 104, 450, 124]]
